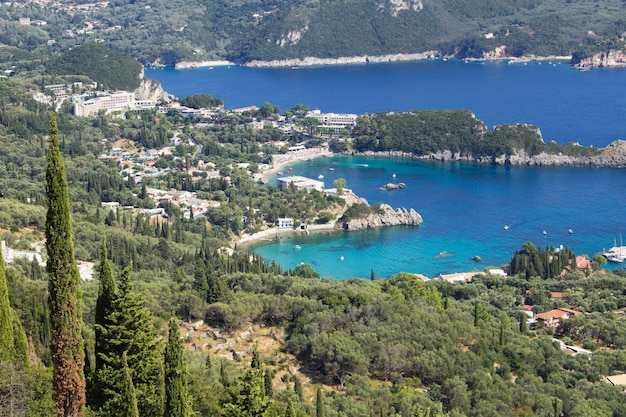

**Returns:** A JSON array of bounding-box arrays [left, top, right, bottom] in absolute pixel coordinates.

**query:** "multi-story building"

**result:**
[[306, 109, 358, 134], [74, 91, 133, 116]]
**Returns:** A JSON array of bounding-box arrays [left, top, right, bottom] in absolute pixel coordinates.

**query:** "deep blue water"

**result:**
[[146, 61, 626, 278], [146, 59, 626, 147]]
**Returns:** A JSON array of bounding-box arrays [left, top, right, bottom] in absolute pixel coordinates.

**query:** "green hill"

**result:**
[[45, 43, 143, 91], [2, 0, 626, 65]]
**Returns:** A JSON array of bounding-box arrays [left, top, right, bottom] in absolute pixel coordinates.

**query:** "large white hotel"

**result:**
[[74, 91, 155, 117]]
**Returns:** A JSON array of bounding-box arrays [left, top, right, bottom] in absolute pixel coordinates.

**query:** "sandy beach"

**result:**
[[255, 146, 333, 182]]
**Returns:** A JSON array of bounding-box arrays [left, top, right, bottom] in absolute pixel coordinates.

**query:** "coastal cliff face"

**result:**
[[572, 50, 626, 70], [424, 140, 626, 167], [338, 204, 423, 231], [356, 140, 626, 168], [134, 78, 170, 102]]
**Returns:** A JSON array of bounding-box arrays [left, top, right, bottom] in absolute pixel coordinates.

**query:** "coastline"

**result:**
[[241, 52, 439, 68], [254, 146, 333, 183], [174, 60, 236, 70]]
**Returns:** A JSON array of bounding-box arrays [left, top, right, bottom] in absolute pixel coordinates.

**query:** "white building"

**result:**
[[276, 218, 294, 228], [306, 109, 358, 134], [74, 91, 155, 117], [277, 176, 324, 192]]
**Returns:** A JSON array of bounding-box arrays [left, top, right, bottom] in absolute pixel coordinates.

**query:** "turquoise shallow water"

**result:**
[[249, 156, 626, 279], [146, 60, 626, 278]]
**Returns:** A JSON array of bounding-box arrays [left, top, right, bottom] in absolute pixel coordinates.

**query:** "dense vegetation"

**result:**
[[46, 43, 144, 91], [351, 110, 602, 158], [1, 0, 626, 64], [3, 50, 626, 416]]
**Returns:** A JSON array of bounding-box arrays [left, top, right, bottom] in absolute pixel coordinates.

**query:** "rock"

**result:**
[[378, 182, 406, 190], [572, 50, 626, 70], [338, 203, 423, 231], [134, 77, 170, 102], [472, 255, 482, 262]]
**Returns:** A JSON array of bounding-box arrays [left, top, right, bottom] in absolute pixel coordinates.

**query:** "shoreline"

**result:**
[[174, 60, 236, 70], [170, 53, 574, 70], [254, 147, 333, 183]]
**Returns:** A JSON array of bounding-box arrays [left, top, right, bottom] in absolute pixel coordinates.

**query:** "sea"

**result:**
[[145, 59, 626, 279]]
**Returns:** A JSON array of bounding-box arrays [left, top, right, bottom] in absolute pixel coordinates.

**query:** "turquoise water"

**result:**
[[249, 156, 626, 279], [145, 61, 626, 278]]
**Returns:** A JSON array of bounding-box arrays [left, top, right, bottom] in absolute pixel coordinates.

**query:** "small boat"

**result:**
[[503, 225, 509, 230], [318, 174, 324, 179], [542, 230, 547, 235], [392, 173, 397, 178], [339, 256, 344, 261], [568, 229, 574, 234], [329, 168, 335, 171], [294, 245, 301, 250]]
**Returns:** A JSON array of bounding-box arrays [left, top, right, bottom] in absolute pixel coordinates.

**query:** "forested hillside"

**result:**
[[1, 0, 626, 65]]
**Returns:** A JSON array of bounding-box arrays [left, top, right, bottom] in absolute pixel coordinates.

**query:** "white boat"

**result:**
[[318, 174, 324, 179], [603, 235, 625, 262], [543, 230, 547, 235], [392, 173, 397, 178], [504, 225, 509, 230], [568, 229, 574, 234], [294, 245, 301, 250]]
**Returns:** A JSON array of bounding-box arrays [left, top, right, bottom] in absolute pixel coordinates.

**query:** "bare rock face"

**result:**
[[339, 203, 423, 231], [134, 78, 170, 102], [572, 50, 626, 70]]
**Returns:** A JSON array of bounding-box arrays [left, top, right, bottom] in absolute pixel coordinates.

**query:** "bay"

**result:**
[[146, 60, 626, 279], [250, 156, 626, 279], [146, 59, 626, 147]]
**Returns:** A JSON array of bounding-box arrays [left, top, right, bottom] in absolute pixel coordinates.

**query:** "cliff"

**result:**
[[421, 140, 626, 167], [571, 50, 626, 70], [134, 78, 170, 102], [338, 203, 423, 231]]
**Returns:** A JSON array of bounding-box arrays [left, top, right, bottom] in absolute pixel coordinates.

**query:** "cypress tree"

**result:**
[[316, 388, 324, 417], [88, 237, 118, 409], [164, 318, 192, 417], [98, 265, 164, 417], [12, 315, 29, 368], [0, 240, 16, 363], [45, 113, 86, 416], [121, 352, 139, 417]]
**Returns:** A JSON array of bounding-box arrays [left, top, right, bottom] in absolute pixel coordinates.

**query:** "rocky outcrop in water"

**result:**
[[378, 182, 406, 190], [338, 204, 423, 231], [572, 50, 626, 70]]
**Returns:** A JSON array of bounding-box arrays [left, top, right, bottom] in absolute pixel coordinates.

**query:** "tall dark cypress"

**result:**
[[0, 240, 16, 363], [45, 113, 86, 416], [98, 265, 164, 417], [88, 237, 118, 409], [164, 318, 192, 417]]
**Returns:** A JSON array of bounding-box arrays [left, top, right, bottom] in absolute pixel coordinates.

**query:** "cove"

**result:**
[[248, 156, 626, 279]]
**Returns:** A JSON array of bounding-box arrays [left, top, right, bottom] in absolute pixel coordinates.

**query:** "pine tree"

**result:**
[[164, 318, 192, 417], [97, 265, 164, 417], [45, 113, 86, 417]]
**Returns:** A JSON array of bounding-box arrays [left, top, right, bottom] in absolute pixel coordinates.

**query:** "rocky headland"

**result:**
[[572, 50, 626, 70], [338, 203, 423, 231], [354, 140, 626, 168]]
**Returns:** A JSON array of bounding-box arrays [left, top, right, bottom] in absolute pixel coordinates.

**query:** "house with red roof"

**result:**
[[535, 308, 582, 327]]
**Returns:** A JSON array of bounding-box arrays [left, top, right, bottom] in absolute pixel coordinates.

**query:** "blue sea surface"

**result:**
[[146, 61, 626, 279], [146, 59, 626, 147], [249, 156, 626, 279]]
